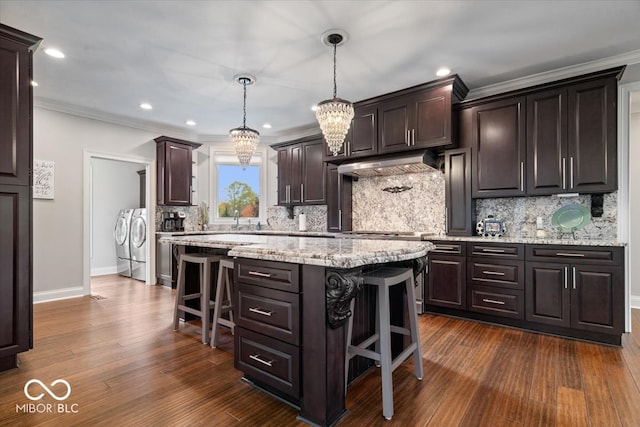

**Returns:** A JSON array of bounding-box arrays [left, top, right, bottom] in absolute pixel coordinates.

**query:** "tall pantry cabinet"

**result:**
[[0, 24, 41, 372]]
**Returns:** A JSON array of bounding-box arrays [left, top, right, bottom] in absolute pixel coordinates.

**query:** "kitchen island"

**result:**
[[159, 234, 432, 426]]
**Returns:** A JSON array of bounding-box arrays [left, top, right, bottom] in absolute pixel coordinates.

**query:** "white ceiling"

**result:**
[[2, 0, 640, 138]]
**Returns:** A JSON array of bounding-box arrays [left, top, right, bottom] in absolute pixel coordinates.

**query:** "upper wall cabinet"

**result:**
[[324, 75, 468, 163], [464, 66, 623, 198], [155, 136, 202, 206], [275, 136, 326, 206]]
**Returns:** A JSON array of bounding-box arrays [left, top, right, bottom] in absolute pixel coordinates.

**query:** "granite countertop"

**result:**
[[427, 235, 625, 247], [158, 234, 432, 269], [155, 230, 336, 237]]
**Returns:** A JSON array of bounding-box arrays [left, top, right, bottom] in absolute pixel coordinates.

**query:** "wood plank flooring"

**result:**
[[1, 274, 640, 426]]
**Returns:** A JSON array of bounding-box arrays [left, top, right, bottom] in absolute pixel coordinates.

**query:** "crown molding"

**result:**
[[34, 97, 197, 139], [466, 49, 640, 101], [273, 122, 321, 143]]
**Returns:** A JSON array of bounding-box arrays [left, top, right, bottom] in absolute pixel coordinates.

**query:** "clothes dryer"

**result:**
[[130, 208, 147, 281], [114, 209, 133, 277]]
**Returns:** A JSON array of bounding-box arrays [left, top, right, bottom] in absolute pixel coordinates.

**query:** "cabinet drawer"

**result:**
[[235, 259, 300, 292], [468, 260, 524, 290], [526, 245, 623, 266], [430, 241, 466, 256], [468, 286, 524, 319], [468, 242, 524, 259], [236, 283, 300, 345], [235, 327, 300, 398]]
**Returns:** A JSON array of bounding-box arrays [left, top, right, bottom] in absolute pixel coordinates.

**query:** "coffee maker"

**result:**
[[162, 212, 185, 232]]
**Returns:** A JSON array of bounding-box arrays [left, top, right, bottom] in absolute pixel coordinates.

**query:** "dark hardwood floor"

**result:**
[[1, 274, 640, 426]]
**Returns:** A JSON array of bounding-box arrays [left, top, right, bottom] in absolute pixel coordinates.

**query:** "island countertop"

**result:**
[[159, 233, 432, 268]]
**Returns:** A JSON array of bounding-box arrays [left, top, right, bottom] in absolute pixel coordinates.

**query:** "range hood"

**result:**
[[337, 151, 439, 177]]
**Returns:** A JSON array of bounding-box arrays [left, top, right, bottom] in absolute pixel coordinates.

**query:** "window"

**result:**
[[210, 147, 266, 223]]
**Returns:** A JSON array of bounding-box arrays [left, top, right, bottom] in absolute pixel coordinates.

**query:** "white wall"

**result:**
[[630, 110, 640, 307], [33, 107, 194, 301], [90, 158, 142, 275]]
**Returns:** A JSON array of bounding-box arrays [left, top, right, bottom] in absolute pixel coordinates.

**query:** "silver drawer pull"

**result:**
[[248, 271, 272, 278], [249, 307, 273, 317], [482, 271, 505, 276], [481, 248, 506, 253], [555, 252, 585, 257], [482, 298, 506, 305], [249, 354, 273, 367], [435, 245, 458, 251]]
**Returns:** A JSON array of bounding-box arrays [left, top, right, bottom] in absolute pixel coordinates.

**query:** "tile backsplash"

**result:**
[[476, 192, 618, 240], [351, 171, 445, 233], [155, 205, 201, 231], [266, 205, 327, 232]]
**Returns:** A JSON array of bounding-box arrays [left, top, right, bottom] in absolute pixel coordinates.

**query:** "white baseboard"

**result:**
[[91, 266, 118, 276], [34, 286, 86, 304], [631, 295, 640, 309]]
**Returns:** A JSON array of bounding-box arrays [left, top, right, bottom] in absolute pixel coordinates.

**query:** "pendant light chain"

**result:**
[[332, 43, 337, 98], [242, 78, 248, 128]]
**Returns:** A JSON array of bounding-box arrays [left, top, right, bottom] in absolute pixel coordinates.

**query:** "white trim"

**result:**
[[83, 150, 155, 298], [619, 80, 640, 332], [272, 123, 321, 142], [467, 49, 640, 101], [631, 295, 640, 310], [91, 266, 118, 276], [34, 286, 85, 303]]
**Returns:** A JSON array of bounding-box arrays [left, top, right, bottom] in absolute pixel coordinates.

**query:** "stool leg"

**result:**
[[405, 277, 424, 380], [225, 267, 234, 331], [344, 298, 355, 393], [173, 257, 186, 331], [378, 284, 394, 420], [201, 262, 212, 344], [211, 262, 226, 348]]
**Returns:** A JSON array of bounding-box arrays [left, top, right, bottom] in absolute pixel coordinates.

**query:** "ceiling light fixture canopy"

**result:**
[[229, 74, 260, 167], [316, 30, 354, 156]]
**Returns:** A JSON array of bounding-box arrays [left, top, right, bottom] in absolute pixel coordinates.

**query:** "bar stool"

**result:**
[[344, 267, 423, 420], [173, 253, 222, 344], [210, 258, 235, 348]]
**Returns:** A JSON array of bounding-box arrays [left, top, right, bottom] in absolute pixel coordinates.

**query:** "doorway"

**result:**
[[83, 151, 154, 295]]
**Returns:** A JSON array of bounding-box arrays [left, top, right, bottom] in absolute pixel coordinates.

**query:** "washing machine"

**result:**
[[130, 208, 147, 281], [114, 209, 133, 277]]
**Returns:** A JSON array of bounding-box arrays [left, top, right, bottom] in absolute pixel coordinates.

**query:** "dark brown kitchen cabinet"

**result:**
[[426, 242, 466, 309], [275, 136, 326, 205], [326, 164, 352, 232], [526, 76, 618, 195], [323, 104, 377, 161], [525, 245, 624, 336], [471, 97, 526, 198], [444, 148, 472, 236], [0, 24, 40, 372], [155, 136, 201, 206]]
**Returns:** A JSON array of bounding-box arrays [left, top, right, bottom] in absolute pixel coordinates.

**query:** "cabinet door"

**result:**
[[349, 104, 377, 158], [277, 148, 290, 205], [0, 185, 31, 358], [289, 145, 303, 204], [567, 78, 617, 193], [571, 264, 623, 334], [526, 88, 567, 195], [0, 36, 31, 186], [164, 142, 192, 205], [525, 262, 570, 328], [426, 255, 466, 309], [412, 85, 452, 149], [326, 164, 352, 232], [472, 97, 526, 198], [378, 96, 410, 154], [444, 148, 472, 236], [301, 141, 326, 204]]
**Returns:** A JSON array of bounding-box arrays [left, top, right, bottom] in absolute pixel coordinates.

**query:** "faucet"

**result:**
[[233, 209, 240, 230]]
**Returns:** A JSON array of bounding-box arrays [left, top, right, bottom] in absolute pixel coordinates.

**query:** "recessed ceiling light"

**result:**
[[31, 80, 38, 87], [139, 103, 152, 110], [436, 68, 451, 77], [44, 48, 65, 59], [311, 105, 318, 112], [262, 123, 272, 129], [186, 120, 196, 126]]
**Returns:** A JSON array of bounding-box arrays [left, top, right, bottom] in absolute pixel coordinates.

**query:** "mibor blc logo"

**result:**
[[16, 379, 79, 414]]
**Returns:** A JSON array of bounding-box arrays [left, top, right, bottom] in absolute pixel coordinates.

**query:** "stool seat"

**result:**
[[345, 266, 423, 420], [173, 254, 222, 344]]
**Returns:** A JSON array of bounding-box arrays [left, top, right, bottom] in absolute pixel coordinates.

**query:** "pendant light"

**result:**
[[230, 74, 259, 167], [315, 30, 354, 156]]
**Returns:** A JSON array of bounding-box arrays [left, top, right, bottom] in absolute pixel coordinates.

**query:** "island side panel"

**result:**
[[300, 264, 346, 426]]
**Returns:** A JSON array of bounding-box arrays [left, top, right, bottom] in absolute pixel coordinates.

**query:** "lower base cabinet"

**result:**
[[426, 242, 466, 309]]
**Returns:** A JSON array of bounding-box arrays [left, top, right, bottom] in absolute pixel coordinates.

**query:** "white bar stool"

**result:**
[[173, 253, 222, 344], [344, 267, 423, 420], [210, 258, 235, 348]]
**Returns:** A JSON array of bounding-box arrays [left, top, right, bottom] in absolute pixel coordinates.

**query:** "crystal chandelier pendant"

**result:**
[[230, 74, 259, 167], [316, 31, 353, 156]]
